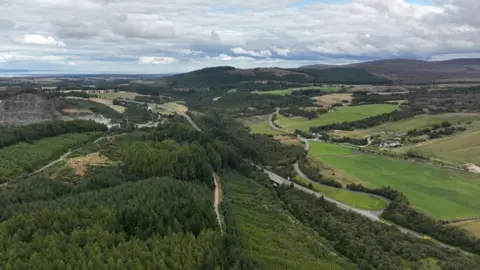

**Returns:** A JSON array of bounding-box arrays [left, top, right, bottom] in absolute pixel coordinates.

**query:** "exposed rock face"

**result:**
[[0, 93, 66, 126]]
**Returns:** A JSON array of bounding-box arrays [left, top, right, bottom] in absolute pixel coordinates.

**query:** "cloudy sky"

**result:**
[[1, 0, 479, 74]]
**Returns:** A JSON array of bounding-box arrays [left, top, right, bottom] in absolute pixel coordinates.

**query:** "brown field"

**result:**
[[314, 93, 352, 107], [274, 135, 301, 146], [451, 219, 480, 237], [66, 152, 113, 177]]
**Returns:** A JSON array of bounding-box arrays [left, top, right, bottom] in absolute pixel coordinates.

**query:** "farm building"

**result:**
[[380, 140, 402, 148]]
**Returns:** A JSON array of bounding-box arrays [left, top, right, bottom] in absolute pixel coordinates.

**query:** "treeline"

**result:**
[[277, 185, 480, 270], [352, 91, 408, 105], [193, 113, 305, 177], [322, 133, 368, 146], [406, 121, 466, 139], [0, 120, 107, 149], [298, 159, 342, 188], [310, 106, 423, 132], [347, 183, 480, 256], [280, 107, 327, 120]]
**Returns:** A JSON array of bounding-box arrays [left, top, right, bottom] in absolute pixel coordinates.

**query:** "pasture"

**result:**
[[401, 128, 480, 166], [452, 220, 480, 237], [224, 172, 354, 270], [293, 175, 386, 211], [238, 115, 286, 135], [309, 141, 480, 220], [276, 104, 398, 132], [252, 85, 341, 96], [333, 113, 480, 138], [95, 91, 143, 101]]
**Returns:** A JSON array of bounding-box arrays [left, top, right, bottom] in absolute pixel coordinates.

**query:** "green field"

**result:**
[[252, 85, 341, 96], [333, 113, 480, 138], [225, 171, 354, 269], [276, 104, 398, 132], [309, 141, 480, 220], [293, 175, 386, 211], [238, 115, 286, 135], [401, 128, 480, 165], [66, 98, 123, 119]]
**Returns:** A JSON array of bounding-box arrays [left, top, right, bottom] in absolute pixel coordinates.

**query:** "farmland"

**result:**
[[293, 175, 387, 211], [66, 98, 123, 119], [225, 172, 354, 270], [313, 93, 352, 107], [252, 85, 341, 96], [400, 128, 480, 165], [95, 91, 143, 101], [238, 114, 286, 135], [452, 220, 480, 237], [276, 104, 398, 132], [309, 141, 480, 220], [333, 113, 480, 138]]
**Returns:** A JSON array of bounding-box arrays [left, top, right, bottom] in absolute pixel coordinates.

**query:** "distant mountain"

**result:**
[[158, 66, 390, 88], [0, 69, 30, 73], [300, 58, 480, 84]]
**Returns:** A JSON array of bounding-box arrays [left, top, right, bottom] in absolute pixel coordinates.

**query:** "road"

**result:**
[[30, 150, 73, 176], [213, 173, 224, 234], [293, 162, 386, 216]]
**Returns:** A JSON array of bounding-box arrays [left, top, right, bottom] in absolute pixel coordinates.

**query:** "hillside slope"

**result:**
[[159, 66, 389, 88], [301, 58, 480, 83]]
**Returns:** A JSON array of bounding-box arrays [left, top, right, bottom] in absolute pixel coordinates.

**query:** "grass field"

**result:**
[[309, 141, 480, 220], [224, 171, 354, 270], [400, 128, 480, 166], [293, 175, 386, 211], [162, 102, 188, 112], [89, 98, 126, 113], [238, 115, 286, 135], [252, 85, 341, 96], [333, 113, 480, 139], [276, 104, 398, 132]]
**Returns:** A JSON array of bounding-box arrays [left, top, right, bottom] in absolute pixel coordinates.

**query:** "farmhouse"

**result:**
[[380, 140, 402, 148]]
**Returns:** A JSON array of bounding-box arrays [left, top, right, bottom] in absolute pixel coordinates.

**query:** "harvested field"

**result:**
[[163, 102, 188, 112], [66, 152, 113, 177], [314, 93, 352, 107], [96, 91, 143, 101], [274, 135, 301, 145], [451, 220, 480, 237]]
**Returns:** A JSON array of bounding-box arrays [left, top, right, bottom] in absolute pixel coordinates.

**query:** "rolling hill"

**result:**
[[158, 66, 390, 88], [301, 58, 480, 84]]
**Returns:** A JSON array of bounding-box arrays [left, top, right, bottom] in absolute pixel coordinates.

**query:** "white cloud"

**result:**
[[231, 47, 272, 57], [139, 56, 176, 64], [0, 54, 65, 64], [18, 34, 66, 46], [2, 0, 480, 73]]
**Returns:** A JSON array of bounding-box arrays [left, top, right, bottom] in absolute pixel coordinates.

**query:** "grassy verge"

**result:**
[[293, 175, 386, 211]]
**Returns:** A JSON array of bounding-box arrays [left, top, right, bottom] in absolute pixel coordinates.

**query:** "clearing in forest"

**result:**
[[309, 141, 480, 220], [276, 104, 398, 132], [66, 152, 113, 177], [224, 171, 355, 270]]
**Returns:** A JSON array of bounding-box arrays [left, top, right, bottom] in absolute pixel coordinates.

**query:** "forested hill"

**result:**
[[158, 66, 390, 88]]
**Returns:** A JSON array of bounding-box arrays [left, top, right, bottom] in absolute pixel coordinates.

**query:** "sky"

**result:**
[[1, 0, 480, 74]]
